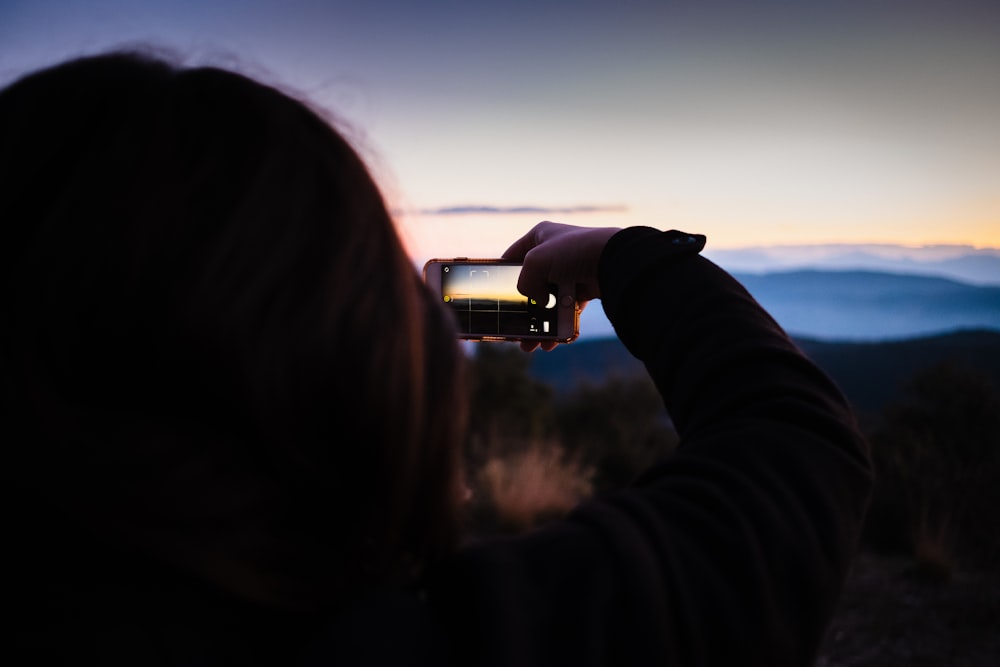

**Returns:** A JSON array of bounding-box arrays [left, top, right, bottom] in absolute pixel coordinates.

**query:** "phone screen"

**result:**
[[439, 263, 558, 338]]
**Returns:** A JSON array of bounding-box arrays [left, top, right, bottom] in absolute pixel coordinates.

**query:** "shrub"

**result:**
[[463, 344, 556, 472], [470, 437, 595, 534], [460, 347, 677, 533], [555, 376, 678, 493], [866, 361, 1000, 573]]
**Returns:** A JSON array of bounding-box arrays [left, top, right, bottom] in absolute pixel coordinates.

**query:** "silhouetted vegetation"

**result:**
[[529, 330, 1000, 413], [467, 336, 1000, 579], [464, 337, 1000, 664], [796, 330, 1000, 414], [462, 344, 675, 532], [865, 361, 1000, 576], [553, 377, 676, 493], [474, 440, 594, 533], [464, 344, 555, 467]]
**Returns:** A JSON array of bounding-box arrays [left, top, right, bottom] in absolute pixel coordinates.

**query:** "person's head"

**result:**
[[0, 52, 466, 609]]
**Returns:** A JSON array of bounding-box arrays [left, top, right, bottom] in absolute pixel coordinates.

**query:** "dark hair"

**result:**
[[0, 52, 466, 610]]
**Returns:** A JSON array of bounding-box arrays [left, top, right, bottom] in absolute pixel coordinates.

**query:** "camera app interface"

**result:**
[[441, 264, 557, 337]]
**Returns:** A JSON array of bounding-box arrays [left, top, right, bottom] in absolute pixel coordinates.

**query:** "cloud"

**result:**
[[414, 204, 628, 216]]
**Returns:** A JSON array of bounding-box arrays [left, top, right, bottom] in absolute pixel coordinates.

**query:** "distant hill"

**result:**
[[731, 270, 1000, 340], [529, 336, 645, 393], [576, 269, 1000, 342], [794, 330, 1000, 414], [529, 329, 1000, 415]]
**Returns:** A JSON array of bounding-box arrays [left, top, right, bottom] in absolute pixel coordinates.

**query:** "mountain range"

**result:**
[[731, 270, 1000, 341], [577, 268, 1000, 342]]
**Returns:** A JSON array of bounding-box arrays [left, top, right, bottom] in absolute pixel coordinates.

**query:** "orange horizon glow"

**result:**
[[395, 207, 1000, 265]]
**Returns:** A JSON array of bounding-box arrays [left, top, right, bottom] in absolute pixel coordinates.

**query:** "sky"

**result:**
[[2, 0, 999, 265]]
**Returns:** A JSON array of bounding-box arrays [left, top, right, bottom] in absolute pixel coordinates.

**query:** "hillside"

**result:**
[[529, 329, 1000, 415], [731, 270, 1000, 340], [576, 269, 1000, 342], [794, 330, 1000, 413]]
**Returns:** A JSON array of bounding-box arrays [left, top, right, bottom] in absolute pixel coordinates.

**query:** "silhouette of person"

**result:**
[[2, 53, 872, 666]]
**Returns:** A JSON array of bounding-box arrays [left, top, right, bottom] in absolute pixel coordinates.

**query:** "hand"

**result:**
[[502, 221, 621, 351]]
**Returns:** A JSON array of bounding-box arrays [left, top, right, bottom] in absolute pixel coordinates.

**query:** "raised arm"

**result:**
[[431, 223, 873, 667]]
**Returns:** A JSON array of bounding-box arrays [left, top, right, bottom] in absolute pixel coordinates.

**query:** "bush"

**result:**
[[866, 361, 1000, 574], [460, 346, 677, 533], [463, 344, 556, 471], [555, 376, 677, 493], [470, 436, 594, 534]]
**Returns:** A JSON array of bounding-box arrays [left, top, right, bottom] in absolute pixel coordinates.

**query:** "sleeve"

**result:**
[[428, 227, 873, 667]]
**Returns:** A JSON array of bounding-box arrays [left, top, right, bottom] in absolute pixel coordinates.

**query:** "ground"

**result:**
[[817, 552, 1000, 666]]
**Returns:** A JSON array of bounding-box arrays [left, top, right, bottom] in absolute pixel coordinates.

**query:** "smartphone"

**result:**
[[423, 259, 580, 343]]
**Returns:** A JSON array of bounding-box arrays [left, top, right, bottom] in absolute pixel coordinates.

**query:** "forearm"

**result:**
[[600, 227, 862, 445], [430, 225, 873, 667], [596, 227, 873, 665]]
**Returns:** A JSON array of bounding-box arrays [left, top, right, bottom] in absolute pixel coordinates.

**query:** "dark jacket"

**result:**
[[11, 227, 872, 666], [424, 227, 873, 666]]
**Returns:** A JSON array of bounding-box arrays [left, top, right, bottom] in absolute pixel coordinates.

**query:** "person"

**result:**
[[1, 52, 872, 666]]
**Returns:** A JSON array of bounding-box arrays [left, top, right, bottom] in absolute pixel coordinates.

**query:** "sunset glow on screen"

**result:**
[[441, 264, 526, 304]]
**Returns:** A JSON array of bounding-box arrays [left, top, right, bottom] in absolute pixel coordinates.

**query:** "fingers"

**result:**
[[520, 340, 559, 353], [506, 221, 580, 303], [517, 246, 556, 304], [501, 228, 536, 261], [503, 221, 555, 260], [519, 224, 620, 303], [506, 221, 620, 351], [504, 223, 552, 302]]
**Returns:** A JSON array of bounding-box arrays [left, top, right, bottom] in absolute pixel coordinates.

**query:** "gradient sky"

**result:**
[[3, 0, 998, 264]]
